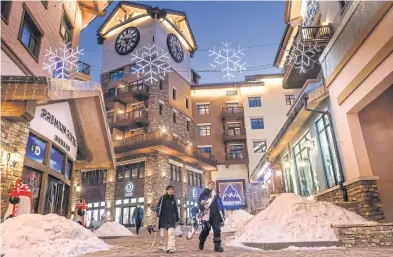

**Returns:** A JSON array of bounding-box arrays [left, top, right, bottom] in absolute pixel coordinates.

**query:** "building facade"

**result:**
[[0, 1, 114, 221], [83, 2, 216, 226], [252, 0, 393, 222], [192, 75, 298, 210]]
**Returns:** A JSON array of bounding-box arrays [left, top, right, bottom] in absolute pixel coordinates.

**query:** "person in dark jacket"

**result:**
[[190, 205, 199, 227], [156, 185, 179, 253], [132, 203, 144, 235], [198, 180, 225, 252]]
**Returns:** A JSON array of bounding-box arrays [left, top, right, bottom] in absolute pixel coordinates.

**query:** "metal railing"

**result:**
[[118, 80, 148, 95], [301, 25, 333, 42], [226, 128, 246, 136], [225, 152, 247, 160], [116, 109, 148, 121], [77, 61, 91, 76]]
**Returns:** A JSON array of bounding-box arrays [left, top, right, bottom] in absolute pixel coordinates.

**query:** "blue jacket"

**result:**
[[132, 207, 144, 221]]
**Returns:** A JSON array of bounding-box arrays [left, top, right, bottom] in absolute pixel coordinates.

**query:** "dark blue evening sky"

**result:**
[[79, 1, 286, 83]]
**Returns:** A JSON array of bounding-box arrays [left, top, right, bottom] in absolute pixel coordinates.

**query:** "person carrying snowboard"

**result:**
[[198, 180, 225, 252], [132, 203, 144, 235], [156, 185, 180, 253]]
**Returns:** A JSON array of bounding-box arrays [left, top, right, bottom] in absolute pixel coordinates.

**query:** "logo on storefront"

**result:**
[[192, 188, 198, 199], [217, 179, 246, 209], [30, 144, 41, 156], [125, 182, 134, 197]]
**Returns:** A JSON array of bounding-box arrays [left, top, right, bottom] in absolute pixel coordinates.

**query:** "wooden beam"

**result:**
[[79, 2, 106, 16], [1, 100, 36, 121]]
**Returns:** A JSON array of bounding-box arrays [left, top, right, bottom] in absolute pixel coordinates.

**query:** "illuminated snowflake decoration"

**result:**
[[209, 41, 246, 80], [43, 42, 84, 79], [302, 0, 319, 26], [130, 44, 171, 84], [286, 39, 322, 73]]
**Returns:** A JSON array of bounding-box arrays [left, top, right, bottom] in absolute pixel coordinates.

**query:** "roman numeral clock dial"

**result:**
[[115, 27, 140, 55], [167, 33, 184, 63]]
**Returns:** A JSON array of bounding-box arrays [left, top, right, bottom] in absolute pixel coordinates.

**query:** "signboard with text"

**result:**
[[187, 186, 203, 202], [30, 102, 78, 161], [217, 179, 246, 209]]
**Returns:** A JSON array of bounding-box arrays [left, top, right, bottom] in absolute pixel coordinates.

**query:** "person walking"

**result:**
[[198, 180, 225, 252], [156, 185, 180, 253], [132, 203, 144, 235]]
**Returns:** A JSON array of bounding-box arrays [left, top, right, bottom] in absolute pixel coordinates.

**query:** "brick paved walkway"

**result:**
[[81, 227, 393, 257]]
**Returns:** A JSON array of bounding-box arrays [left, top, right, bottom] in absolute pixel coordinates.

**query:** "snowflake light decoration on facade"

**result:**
[[286, 39, 322, 73], [43, 42, 84, 79], [209, 41, 246, 80], [130, 44, 171, 84], [302, 0, 319, 26]]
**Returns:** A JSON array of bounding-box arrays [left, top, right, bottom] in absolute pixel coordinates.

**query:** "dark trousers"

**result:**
[[199, 217, 221, 242], [135, 219, 142, 235]]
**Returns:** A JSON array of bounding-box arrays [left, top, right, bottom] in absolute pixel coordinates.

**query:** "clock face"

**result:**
[[167, 33, 184, 63], [115, 27, 140, 55]]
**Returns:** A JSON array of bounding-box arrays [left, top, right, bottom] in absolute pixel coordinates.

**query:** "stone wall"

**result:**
[[1, 118, 29, 220], [68, 168, 81, 219], [104, 169, 116, 222], [314, 179, 385, 221], [332, 223, 393, 247]]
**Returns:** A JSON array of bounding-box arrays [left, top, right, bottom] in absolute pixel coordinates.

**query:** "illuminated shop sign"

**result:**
[[187, 187, 203, 201], [217, 179, 246, 209], [125, 182, 134, 197]]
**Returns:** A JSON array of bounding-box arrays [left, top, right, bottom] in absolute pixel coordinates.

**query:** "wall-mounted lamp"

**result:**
[[161, 127, 167, 134], [161, 171, 166, 177], [75, 184, 81, 192], [6, 148, 20, 168]]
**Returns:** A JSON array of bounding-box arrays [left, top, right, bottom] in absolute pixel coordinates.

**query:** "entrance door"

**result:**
[[130, 206, 136, 226], [122, 207, 131, 226], [45, 175, 63, 214]]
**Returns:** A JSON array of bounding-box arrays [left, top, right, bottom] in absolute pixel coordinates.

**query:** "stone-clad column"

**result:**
[[144, 153, 170, 226], [181, 165, 188, 222], [202, 170, 211, 187], [68, 168, 81, 218], [104, 169, 116, 222]]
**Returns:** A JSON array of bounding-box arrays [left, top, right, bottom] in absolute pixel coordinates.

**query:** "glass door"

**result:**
[[115, 207, 121, 223], [122, 207, 130, 226], [45, 175, 63, 215], [130, 207, 136, 226]]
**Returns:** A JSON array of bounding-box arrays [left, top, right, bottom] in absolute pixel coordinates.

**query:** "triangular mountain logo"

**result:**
[[222, 183, 242, 206]]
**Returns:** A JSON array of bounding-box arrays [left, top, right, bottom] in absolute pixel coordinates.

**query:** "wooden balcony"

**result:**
[[110, 109, 148, 129], [223, 128, 247, 142], [113, 131, 217, 171], [104, 80, 149, 108], [225, 152, 249, 166], [283, 25, 333, 89], [222, 107, 244, 121]]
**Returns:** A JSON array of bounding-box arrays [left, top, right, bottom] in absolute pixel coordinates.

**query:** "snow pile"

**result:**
[[222, 210, 254, 233], [93, 221, 134, 237], [1, 214, 110, 257], [233, 193, 373, 243]]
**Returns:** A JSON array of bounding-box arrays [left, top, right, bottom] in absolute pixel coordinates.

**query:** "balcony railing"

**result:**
[[225, 152, 248, 160], [113, 131, 217, 164], [222, 107, 244, 120], [226, 128, 245, 136], [77, 61, 91, 76], [301, 25, 333, 42], [117, 109, 148, 121], [104, 79, 149, 100]]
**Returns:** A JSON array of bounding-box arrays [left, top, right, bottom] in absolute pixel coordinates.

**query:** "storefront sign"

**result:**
[[124, 182, 134, 197], [187, 186, 203, 201], [30, 102, 78, 161], [217, 179, 246, 209]]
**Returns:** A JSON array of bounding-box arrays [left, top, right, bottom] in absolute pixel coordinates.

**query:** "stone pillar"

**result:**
[[181, 165, 188, 222], [68, 168, 81, 218], [104, 169, 116, 222], [202, 170, 211, 187], [1, 119, 29, 220], [144, 153, 170, 226]]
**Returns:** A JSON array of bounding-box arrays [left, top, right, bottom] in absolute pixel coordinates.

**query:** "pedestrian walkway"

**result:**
[[81, 227, 393, 257]]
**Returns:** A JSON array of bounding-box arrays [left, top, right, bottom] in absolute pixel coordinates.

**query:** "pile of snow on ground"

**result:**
[[94, 221, 134, 237], [222, 210, 254, 233], [233, 193, 373, 243], [1, 214, 110, 257]]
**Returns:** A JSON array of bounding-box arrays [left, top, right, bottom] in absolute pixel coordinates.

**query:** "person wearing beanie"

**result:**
[[155, 185, 179, 253], [198, 180, 225, 252]]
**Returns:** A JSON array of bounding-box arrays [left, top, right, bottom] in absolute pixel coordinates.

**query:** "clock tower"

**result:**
[[97, 2, 216, 225]]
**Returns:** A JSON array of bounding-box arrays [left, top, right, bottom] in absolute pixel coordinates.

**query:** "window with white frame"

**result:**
[[198, 125, 211, 136]]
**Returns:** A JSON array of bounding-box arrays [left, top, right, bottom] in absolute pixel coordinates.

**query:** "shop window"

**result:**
[[117, 166, 124, 182], [26, 133, 47, 164], [115, 207, 121, 223], [60, 11, 73, 45], [44, 175, 63, 215], [293, 132, 320, 197], [248, 96, 261, 107], [65, 159, 72, 179], [123, 199, 130, 204], [101, 201, 105, 206], [131, 198, 137, 203], [138, 197, 144, 203], [115, 199, 122, 205], [253, 141, 267, 153], [93, 202, 99, 207], [285, 94, 296, 105], [1, 1, 12, 23], [138, 162, 145, 178], [316, 114, 340, 188], [197, 104, 210, 115], [124, 165, 131, 180], [21, 167, 42, 213], [50, 146, 65, 173], [19, 7, 42, 60], [170, 164, 181, 182], [282, 154, 295, 193], [251, 118, 264, 129], [198, 125, 211, 136], [110, 69, 124, 81]]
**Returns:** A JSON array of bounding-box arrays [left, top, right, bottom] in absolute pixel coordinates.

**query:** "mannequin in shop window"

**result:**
[[132, 203, 144, 235]]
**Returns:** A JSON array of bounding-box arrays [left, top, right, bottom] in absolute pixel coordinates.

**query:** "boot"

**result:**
[[213, 237, 224, 252], [199, 239, 205, 250]]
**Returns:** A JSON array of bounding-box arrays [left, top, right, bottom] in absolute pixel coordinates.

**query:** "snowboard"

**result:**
[[186, 212, 203, 240]]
